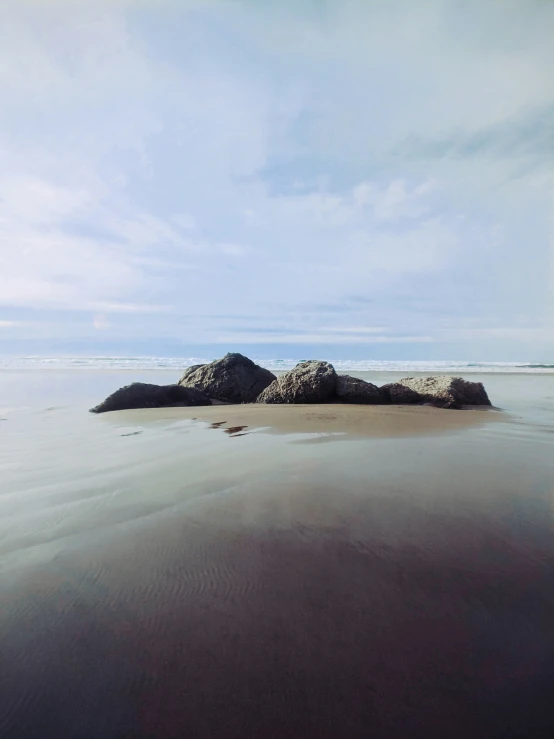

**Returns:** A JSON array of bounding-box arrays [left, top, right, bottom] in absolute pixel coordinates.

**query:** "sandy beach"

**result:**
[[1, 369, 554, 738], [115, 401, 500, 438]]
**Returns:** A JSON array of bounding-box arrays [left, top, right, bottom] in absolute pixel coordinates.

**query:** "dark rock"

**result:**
[[335, 375, 386, 404], [396, 376, 492, 409], [380, 383, 422, 404], [178, 353, 275, 404], [90, 383, 210, 413], [256, 360, 337, 404]]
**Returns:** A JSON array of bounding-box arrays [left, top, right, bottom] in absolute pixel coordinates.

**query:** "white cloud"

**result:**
[[0, 0, 552, 355], [353, 180, 437, 223], [445, 328, 554, 343], [211, 331, 435, 346], [0, 177, 91, 225], [251, 0, 554, 141]]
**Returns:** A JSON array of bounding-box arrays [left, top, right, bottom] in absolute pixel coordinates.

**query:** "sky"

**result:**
[[0, 0, 553, 360]]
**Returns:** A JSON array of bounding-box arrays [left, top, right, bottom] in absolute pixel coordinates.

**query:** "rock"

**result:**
[[396, 376, 492, 409], [256, 360, 337, 404], [380, 383, 422, 404], [178, 353, 275, 404], [178, 364, 206, 384], [90, 383, 211, 413], [335, 375, 386, 404]]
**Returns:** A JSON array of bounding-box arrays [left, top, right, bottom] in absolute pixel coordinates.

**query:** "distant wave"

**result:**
[[519, 364, 554, 369], [1, 356, 553, 374]]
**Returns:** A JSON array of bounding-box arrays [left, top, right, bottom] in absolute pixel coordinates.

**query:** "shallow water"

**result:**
[[1, 370, 553, 738]]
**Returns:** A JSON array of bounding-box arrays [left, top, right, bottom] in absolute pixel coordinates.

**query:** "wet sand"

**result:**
[[119, 401, 500, 438], [1, 370, 554, 738]]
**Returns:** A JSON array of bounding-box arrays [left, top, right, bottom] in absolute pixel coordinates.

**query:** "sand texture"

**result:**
[[119, 401, 500, 438]]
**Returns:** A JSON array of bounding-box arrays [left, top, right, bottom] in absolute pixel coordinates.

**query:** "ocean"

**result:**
[[1, 355, 553, 373]]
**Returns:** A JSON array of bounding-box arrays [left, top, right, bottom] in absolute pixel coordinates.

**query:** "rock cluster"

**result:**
[[90, 355, 492, 413]]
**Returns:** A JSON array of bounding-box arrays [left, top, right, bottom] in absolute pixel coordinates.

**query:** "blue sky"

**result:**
[[0, 0, 552, 360]]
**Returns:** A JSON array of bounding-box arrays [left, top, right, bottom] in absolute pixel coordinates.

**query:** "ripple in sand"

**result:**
[[179, 561, 241, 601], [0, 676, 43, 738], [148, 529, 266, 612]]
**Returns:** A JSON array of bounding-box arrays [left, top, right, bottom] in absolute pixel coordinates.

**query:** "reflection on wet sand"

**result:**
[[2, 466, 554, 739]]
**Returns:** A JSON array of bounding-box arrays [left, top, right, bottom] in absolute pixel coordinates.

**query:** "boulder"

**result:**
[[256, 360, 337, 404], [395, 376, 492, 409], [178, 364, 206, 384], [380, 383, 422, 405], [90, 383, 211, 414], [178, 353, 275, 404], [335, 375, 386, 404]]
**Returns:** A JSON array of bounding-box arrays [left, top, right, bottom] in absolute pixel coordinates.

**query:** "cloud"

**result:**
[[209, 331, 435, 346], [0, 175, 155, 311], [0, 0, 552, 357], [445, 327, 554, 343]]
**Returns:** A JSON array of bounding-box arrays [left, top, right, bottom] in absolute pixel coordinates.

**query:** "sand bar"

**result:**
[[116, 402, 501, 438]]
